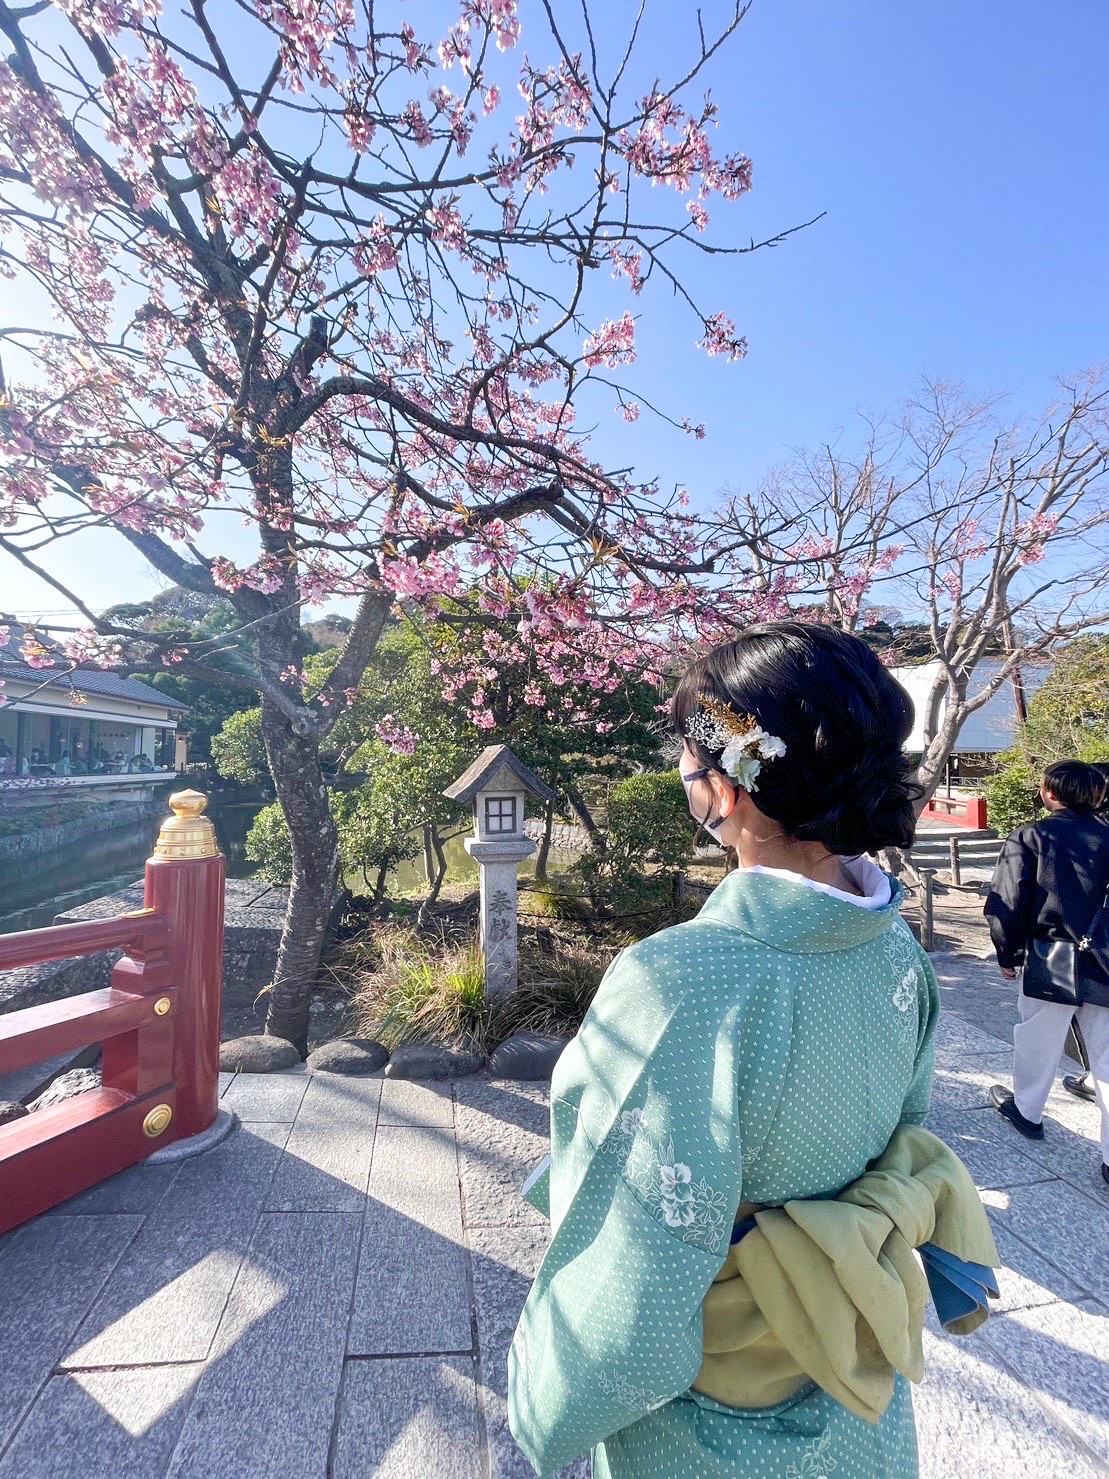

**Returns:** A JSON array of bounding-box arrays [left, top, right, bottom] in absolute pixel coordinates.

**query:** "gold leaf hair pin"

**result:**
[[685, 695, 786, 792]]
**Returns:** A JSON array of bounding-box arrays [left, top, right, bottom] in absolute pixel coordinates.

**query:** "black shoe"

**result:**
[[990, 1085, 1045, 1140], [1063, 1074, 1097, 1104]]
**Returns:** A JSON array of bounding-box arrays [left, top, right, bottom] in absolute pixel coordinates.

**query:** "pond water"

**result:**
[[378, 828, 579, 897], [0, 800, 262, 934], [0, 804, 581, 934]]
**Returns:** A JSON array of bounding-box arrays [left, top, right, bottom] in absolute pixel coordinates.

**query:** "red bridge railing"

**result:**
[[0, 791, 225, 1235], [921, 794, 988, 829]]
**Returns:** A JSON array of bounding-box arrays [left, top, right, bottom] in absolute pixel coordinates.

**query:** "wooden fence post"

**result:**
[[949, 836, 962, 887], [920, 869, 935, 952]]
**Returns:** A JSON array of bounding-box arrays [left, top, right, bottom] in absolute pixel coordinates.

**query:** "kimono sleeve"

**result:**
[[899, 952, 941, 1127], [984, 832, 1038, 969], [507, 948, 745, 1475]]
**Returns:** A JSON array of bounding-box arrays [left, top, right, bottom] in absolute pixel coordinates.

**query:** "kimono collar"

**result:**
[[696, 866, 907, 953]]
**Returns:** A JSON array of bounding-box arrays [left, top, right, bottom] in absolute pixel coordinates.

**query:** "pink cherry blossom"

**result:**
[[583, 312, 637, 369]]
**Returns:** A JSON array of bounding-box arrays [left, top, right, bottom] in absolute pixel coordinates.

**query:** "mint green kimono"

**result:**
[[508, 869, 939, 1478]]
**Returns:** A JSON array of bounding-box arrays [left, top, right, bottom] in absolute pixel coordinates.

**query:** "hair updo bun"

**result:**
[[670, 622, 920, 856]]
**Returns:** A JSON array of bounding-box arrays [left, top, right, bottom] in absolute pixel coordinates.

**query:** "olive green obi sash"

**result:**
[[695, 1125, 999, 1424]]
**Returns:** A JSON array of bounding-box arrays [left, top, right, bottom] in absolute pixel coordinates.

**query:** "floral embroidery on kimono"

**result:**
[[786, 1428, 837, 1479], [598, 1109, 729, 1253]]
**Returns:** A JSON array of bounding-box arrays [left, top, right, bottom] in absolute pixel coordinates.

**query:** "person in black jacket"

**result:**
[[1062, 761, 1109, 1104], [984, 760, 1109, 1189]]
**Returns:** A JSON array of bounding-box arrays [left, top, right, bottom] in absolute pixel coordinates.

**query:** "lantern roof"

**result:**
[[442, 744, 557, 805]]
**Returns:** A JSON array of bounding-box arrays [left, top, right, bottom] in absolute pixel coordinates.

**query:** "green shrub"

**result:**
[[572, 769, 694, 916], [245, 800, 294, 882], [607, 769, 692, 868], [211, 706, 266, 784], [984, 760, 1042, 837]]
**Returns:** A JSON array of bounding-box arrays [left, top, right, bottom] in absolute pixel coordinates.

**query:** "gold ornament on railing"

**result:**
[[153, 790, 220, 861]]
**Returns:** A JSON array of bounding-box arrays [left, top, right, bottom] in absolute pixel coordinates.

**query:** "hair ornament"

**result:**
[[685, 694, 787, 792]]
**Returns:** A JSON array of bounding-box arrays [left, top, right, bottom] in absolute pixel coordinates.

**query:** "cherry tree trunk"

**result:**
[[261, 706, 340, 1055], [534, 800, 555, 883]]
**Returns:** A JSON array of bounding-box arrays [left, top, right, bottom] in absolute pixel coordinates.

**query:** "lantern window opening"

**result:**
[[485, 795, 518, 834]]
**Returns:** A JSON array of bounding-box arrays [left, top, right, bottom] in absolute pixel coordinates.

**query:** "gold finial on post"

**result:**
[[153, 789, 220, 860]]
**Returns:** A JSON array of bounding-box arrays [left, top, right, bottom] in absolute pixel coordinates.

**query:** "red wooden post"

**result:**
[[144, 790, 225, 1143], [0, 791, 224, 1231]]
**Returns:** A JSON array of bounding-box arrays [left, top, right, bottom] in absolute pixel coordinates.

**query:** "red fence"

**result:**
[[0, 791, 224, 1235], [921, 793, 988, 829]]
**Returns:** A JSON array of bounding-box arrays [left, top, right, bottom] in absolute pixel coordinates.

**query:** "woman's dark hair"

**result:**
[[1042, 760, 1104, 814], [670, 621, 920, 856]]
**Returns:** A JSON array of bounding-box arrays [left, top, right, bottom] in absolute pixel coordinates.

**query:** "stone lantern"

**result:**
[[443, 744, 558, 998]]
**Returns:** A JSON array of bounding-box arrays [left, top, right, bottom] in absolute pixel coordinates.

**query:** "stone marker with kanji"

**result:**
[[443, 745, 558, 998]]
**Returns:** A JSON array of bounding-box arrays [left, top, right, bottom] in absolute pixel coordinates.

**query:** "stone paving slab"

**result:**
[[47, 1154, 183, 1217], [915, 1319, 1108, 1478], [455, 1079, 550, 1230], [0, 1214, 143, 1454], [264, 1075, 380, 1212], [924, 1104, 1056, 1193], [62, 1124, 289, 1367], [978, 1298, 1109, 1466], [929, 1053, 1015, 1111], [165, 1210, 361, 1478], [985, 1219, 1091, 1314], [349, 1123, 471, 1356], [378, 1076, 455, 1127], [932, 1011, 1010, 1061], [468, 1224, 589, 1479], [332, 1357, 484, 1478], [219, 1070, 309, 1123], [0, 1364, 201, 1479], [981, 1181, 1109, 1304]]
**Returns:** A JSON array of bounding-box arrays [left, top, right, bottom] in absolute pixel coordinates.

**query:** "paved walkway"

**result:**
[[1, 962, 1107, 1477]]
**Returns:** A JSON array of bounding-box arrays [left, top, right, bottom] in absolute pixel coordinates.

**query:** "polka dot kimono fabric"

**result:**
[[511, 870, 937, 1479], [593, 1378, 919, 1479]]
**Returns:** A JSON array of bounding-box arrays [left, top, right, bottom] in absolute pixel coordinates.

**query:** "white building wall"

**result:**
[[890, 659, 1051, 754]]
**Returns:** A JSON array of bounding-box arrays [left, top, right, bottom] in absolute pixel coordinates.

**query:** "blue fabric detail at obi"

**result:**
[[918, 1242, 999, 1329]]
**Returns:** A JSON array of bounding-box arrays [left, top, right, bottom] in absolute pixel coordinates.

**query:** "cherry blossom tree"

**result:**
[[0, 0, 796, 1049]]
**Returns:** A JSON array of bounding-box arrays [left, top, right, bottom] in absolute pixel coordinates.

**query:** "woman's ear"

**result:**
[[711, 769, 739, 818]]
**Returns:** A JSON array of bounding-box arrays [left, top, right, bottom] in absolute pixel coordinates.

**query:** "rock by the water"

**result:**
[[219, 1034, 301, 1073], [27, 1067, 101, 1112], [385, 1044, 484, 1081], [487, 1032, 569, 1081], [0, 1101, 30, 1125], [306, 1038, 389, 1075]]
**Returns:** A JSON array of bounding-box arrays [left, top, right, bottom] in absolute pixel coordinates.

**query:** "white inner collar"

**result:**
[[736, 854, 892, 910]]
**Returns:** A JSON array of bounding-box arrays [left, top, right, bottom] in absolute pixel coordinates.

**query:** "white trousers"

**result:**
[[1013, 990, 1109, 1162]]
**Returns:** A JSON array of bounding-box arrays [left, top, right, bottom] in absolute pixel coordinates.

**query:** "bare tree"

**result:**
[[726, 376, 1109, 805]]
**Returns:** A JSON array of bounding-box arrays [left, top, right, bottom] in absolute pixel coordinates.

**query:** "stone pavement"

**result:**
[[1, 961, 1107, 1477]]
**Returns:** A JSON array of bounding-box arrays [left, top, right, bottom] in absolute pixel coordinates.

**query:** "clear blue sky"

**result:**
[[3, 0, 1108, 618]]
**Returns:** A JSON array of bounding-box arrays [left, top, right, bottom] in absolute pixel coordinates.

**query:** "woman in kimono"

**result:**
[[509, 622, 995, 1479]]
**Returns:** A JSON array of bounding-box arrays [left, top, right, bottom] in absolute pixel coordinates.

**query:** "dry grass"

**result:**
[[347, 921, 609, 1054], [350, 926, 486, 1050]]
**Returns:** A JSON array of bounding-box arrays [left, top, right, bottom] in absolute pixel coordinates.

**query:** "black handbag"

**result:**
[[1022, 938, 1080, 1006], [1022, 886, 1109, 1006]]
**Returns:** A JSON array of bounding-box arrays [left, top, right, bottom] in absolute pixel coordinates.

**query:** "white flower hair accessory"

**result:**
[[685, 695, 787, 793]]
